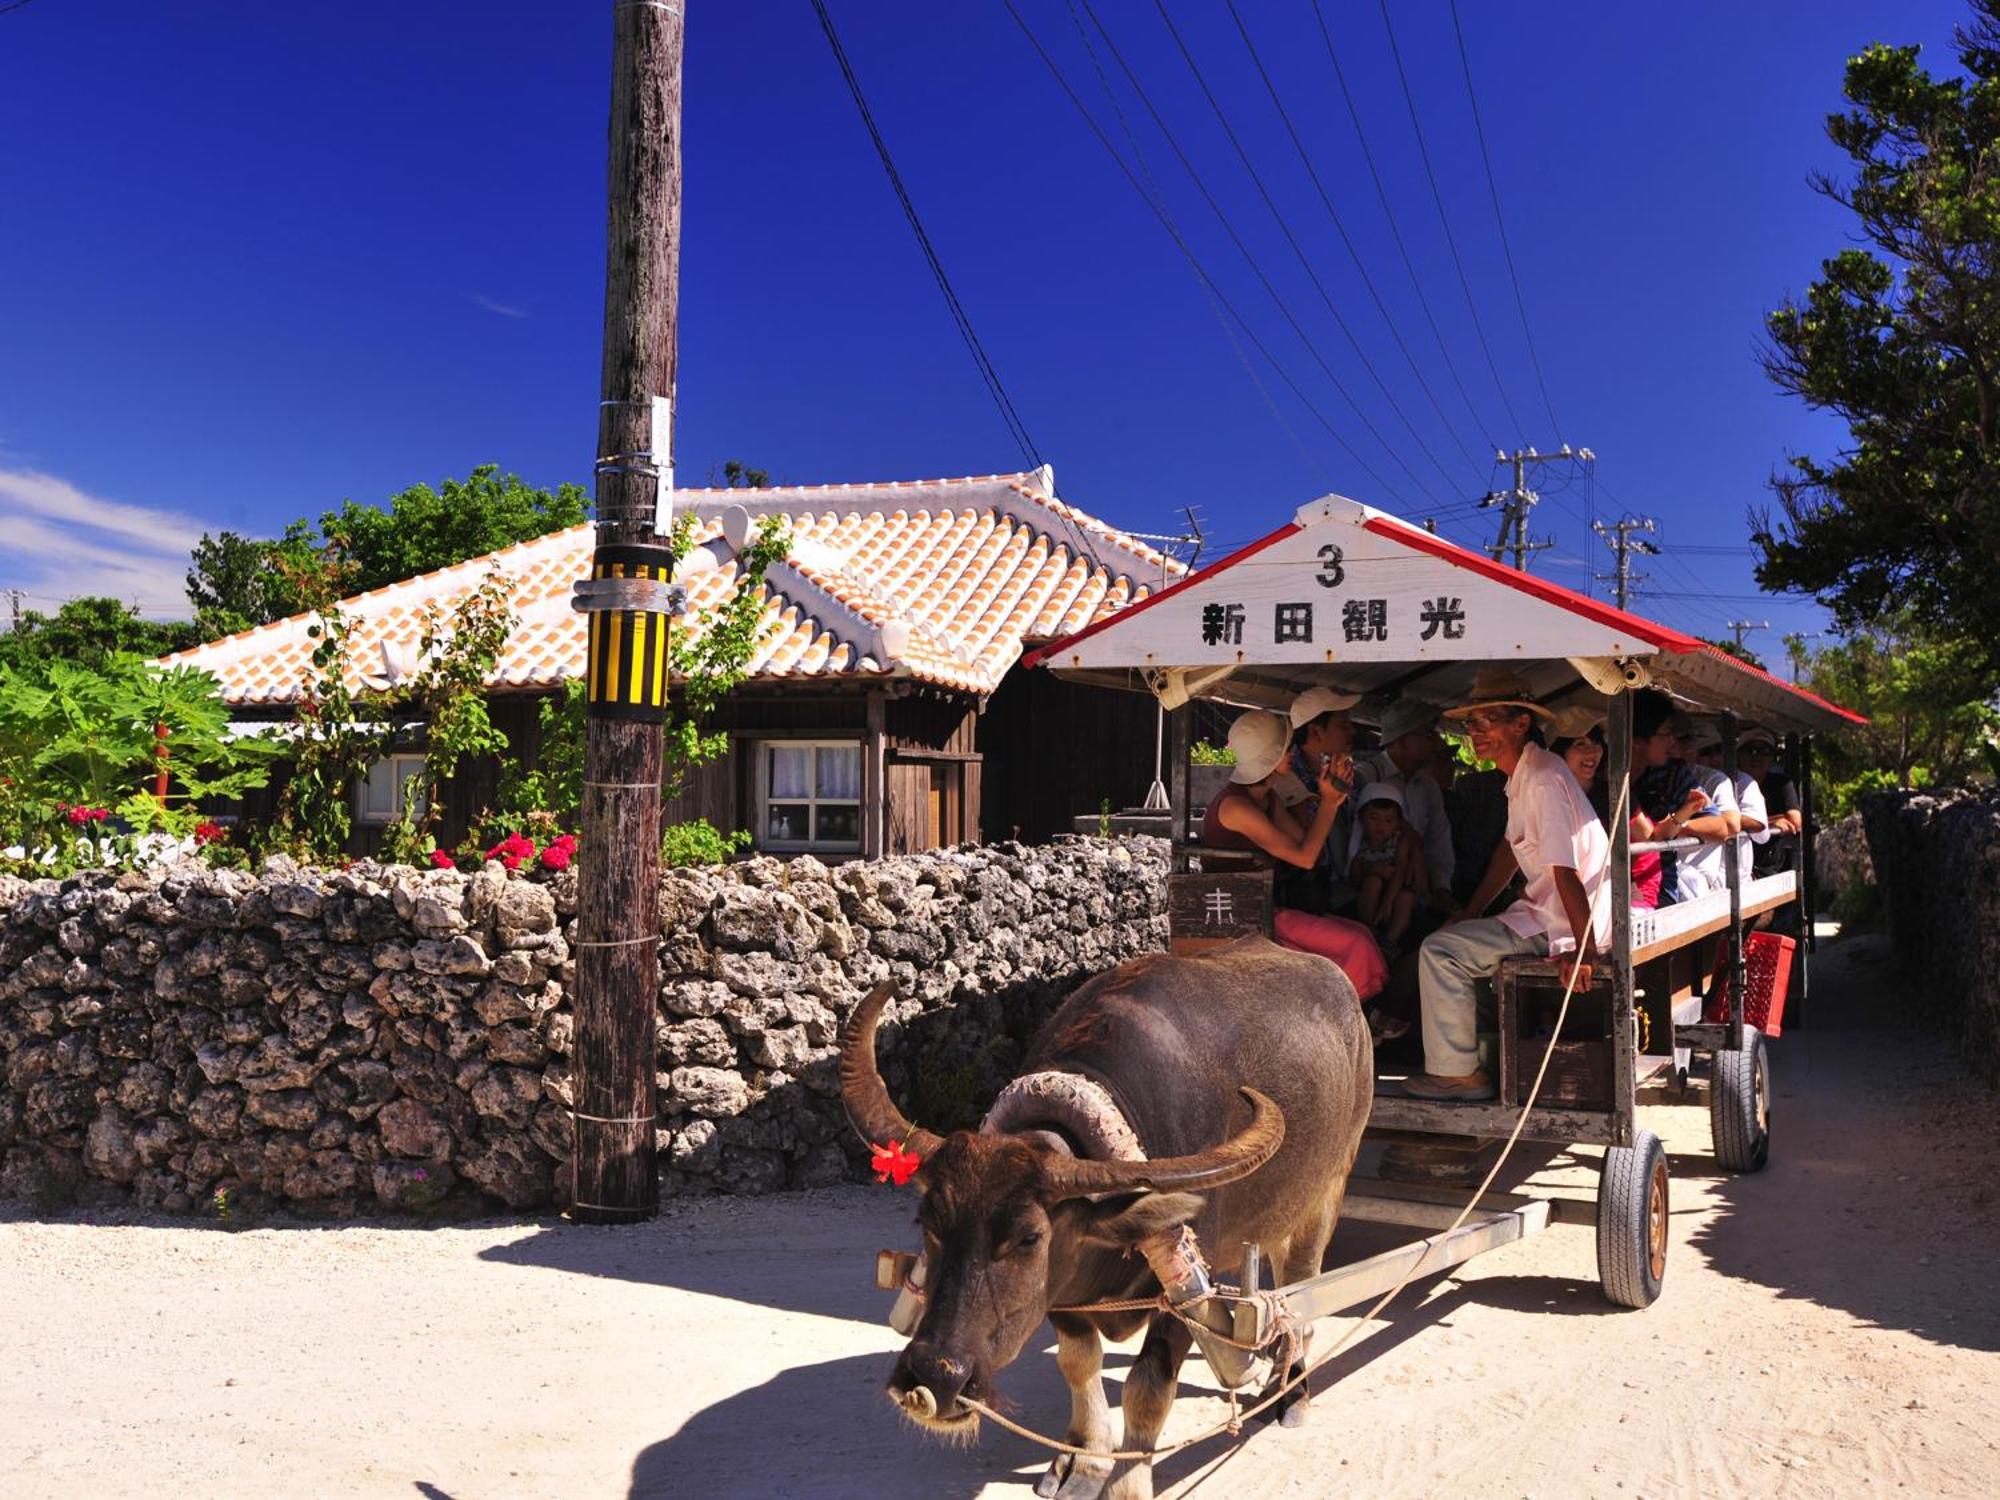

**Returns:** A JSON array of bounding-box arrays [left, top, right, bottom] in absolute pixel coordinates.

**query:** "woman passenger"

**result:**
[[1553, 724, 1662, 910], [1202, 710, 1391, 1008]]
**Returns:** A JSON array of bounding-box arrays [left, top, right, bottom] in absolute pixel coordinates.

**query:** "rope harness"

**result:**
[[954, 778, 1632, 1465]]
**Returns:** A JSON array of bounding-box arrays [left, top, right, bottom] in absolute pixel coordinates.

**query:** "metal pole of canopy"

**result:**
[[1167, 705, 1192, 874], [1608, 687, 1635, 1147], [1723, 711, 1745, 1052]]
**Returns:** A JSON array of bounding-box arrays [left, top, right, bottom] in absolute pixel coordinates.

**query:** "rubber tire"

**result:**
[[1597, 1128, 1669, 1309], [1711, 1029, 1772, 1173]]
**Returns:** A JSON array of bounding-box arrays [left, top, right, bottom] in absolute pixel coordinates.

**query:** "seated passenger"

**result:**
[[1350, 782, 1427, 957], [1670, 713, 1739, 899], [1353, 699, 1458, 916], [1553, 722, 1662, 910], [1201, 710, 1388, 1003], [1741, 735, 1803, 877], [1273, 686, 1365, 914], [1697, 727, 1771, 887], [1407, 670, 1610, 1102], [1631, 691, 1730, 903]]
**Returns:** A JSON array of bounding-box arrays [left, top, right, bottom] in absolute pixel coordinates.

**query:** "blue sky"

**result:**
[[0, 1, 1969, 657]]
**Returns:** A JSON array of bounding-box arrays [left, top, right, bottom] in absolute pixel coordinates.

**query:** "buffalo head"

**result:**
[[839, 982, 1284, 1437]]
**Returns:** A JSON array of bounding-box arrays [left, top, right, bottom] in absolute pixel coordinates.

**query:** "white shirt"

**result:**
[[1732, 769, 1769, 885], [1351, 748, 1455, 892], [1496, 742, 1611, 954], [1679, 767, 1737, 899]]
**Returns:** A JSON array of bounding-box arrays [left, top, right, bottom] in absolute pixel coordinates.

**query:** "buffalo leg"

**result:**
[[1103, 1313, 1195, 1500], [1258, 1230, 1333, 1428], [1037, 1318, 1114, 1500]]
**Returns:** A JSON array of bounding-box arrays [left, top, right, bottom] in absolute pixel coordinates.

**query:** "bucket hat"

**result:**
[[1226, 711, 1291, 785]]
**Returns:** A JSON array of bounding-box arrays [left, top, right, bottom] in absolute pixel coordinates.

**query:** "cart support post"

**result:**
[[1723, 711, 1745, 1051], [1167, 705, 1191, 873], [1608, 688, 1635, 1146]]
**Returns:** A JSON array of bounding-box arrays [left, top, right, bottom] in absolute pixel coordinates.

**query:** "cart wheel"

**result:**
[[1710, 1029, 1771, 1173], [1597, 1129, 1668, 1309]]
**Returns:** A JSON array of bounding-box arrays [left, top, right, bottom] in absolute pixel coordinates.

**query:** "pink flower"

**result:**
[[194, 821, 226, 846], [538, 844, 572, 872], [430, 850, 457, 869], [66, 806, 109, 826], [484, 831, 539, 870]]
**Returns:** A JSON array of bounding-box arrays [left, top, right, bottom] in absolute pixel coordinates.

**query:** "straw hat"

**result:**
[[1226, 711, 1292, 784], [1441, 666, 1555, 722], [1287, 686, 1362, 729]]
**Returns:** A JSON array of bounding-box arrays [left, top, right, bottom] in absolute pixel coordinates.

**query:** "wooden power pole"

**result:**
[[571, 0, 686, 1223]]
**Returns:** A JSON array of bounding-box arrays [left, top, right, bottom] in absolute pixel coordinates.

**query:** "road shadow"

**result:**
[[1680, 931, 2000, 1354]]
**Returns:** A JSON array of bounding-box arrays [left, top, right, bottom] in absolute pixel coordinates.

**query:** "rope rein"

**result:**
[[959, 779, 1631, 1465]]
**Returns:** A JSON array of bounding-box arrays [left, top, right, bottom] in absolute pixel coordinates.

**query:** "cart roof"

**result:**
[[1023, 493, 1863, 734]]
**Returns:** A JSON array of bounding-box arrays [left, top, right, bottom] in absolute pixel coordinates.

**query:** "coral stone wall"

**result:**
[[0, 838, 1168, 1217], [1861, 791, 2000, 1079]]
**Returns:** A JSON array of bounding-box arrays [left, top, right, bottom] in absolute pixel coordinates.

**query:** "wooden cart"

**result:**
[[1023, 491, 1861, 1313]]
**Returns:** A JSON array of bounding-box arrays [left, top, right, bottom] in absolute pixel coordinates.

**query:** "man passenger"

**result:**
[[1405, 669, 1609, 1102]]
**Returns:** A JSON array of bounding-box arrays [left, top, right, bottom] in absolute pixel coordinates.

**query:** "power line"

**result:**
[[1143, 0, 1456, 505], [1448, 0, 1564, 441], [0, 1, 41, 18], [1224, 0, 1487, 478], [811, 0, 1041, 470], [1312, 0, 1497, 449], [1377, 0, 1525, 438], [1062, 0, 1318, 481], [1001, 0, 1410, 500]]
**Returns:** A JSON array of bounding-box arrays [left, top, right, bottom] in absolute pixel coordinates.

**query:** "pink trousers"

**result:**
[[1274, 907, 1389, 1002]]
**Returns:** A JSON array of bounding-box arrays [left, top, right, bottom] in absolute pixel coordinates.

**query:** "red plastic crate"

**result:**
[[1704, 931, 1795, 1037]]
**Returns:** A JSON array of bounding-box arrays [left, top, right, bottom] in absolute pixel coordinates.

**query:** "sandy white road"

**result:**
[[4, 929, 1997, 1500]]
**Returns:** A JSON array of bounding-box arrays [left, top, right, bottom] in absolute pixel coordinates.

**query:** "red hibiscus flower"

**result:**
[[430, 850, 458, 869], [869, 1139, 923, 1187], [194, 821, 226, 846], [538, 843, 572, 872]]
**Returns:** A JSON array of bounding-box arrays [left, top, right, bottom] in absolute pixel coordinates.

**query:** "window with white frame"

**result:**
[[755, 740, 863, 852], [356, 754, 427, 826]]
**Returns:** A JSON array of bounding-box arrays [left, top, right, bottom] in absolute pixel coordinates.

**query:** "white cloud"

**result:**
[[470, 292, 529, 319], [0, 468, 209, 620]]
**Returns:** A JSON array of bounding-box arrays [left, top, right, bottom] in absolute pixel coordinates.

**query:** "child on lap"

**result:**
[[1351, 783, 1427, 957]]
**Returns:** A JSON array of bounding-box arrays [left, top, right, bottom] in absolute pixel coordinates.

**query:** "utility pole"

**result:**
[[1592, 516, 1658, 612], [5, 588, 21, 631], [570, 0, 685, 1224], [1726, 618, 1769, 653], [1480, 445, 1589, 571], [1127, 513, 1205, 811]]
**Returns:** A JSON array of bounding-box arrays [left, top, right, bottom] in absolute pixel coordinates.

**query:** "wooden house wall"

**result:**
[[975, 664, 1160, 843]]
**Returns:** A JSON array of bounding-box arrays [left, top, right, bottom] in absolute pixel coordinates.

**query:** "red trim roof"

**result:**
[[1027, 507, 1867, 727]]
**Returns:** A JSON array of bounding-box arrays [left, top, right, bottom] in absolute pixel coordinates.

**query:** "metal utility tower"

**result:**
[[1480, 445, 1590, 571], [1726, 618, 1769, 652], [1592, 516, 1658, 612]]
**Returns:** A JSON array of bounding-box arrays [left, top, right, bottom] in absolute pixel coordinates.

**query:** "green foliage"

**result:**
[[1829, 877, 1883, 929], [490, 679, 587, 831], [0, 654, 276, 872], [186, 467, 585, 641], [378, 570, 516, 865], [0, 597, 199, 674], [659, 514, 790, 801], [1789, 615, 1999, 790], [1754, 6, 2000, 688], [267, 551, 383, 863], [713, 459, 771, 489], [660, 817, 752, 868], [184, 525, 320, 639], [1188, 740, 1237, 766]]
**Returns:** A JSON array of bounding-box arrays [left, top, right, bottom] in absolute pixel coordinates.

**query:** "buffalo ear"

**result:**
[[1076, 1190, 1205, 1249]]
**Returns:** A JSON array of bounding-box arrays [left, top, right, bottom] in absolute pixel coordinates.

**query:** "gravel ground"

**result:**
[[4, 927, 1997, 1500]]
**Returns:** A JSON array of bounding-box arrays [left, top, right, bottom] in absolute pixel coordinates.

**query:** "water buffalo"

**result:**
[[840, 936, 1373, 1500]]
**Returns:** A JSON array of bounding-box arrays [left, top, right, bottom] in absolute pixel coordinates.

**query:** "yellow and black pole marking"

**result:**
[[575, 542, 682, 723]]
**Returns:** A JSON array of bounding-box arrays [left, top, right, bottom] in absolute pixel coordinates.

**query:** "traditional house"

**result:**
[[163, 469, 1179, 857]]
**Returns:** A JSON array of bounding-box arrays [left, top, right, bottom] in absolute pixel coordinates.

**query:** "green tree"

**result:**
[[323, 466, 588, 593], [0, 597, 199, 674], [185, 467, 587, 641], [1789, 613, 1999, 788], [1755, 5, 2000, 688]]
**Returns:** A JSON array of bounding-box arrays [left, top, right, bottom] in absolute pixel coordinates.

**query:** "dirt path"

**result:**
[[4, 928, 1997, 1500]]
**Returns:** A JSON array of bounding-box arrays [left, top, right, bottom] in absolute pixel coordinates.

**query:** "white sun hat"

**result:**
[[1226, 711, 1292, 785]]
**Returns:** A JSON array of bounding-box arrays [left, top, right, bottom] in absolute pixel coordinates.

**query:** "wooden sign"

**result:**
[[1168, 869, 1274, 949]]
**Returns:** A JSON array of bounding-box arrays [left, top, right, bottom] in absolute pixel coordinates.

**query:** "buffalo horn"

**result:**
[[838, 982, 944, 1159], [1045, 1087, 1285, 1200]]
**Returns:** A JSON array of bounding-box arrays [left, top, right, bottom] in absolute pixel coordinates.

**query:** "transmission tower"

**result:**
[[1593, 516, 1658, 612], [1480, 445, 1589, 571]]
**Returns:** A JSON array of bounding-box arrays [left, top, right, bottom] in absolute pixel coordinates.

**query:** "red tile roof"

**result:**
[[162, 470, 1181, 706]]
